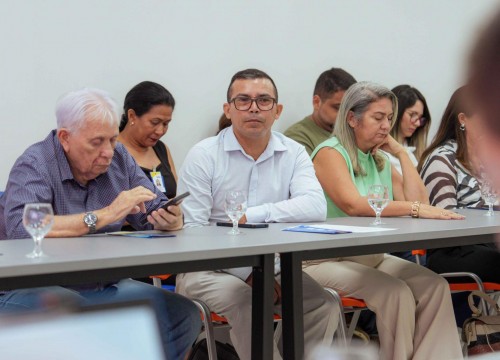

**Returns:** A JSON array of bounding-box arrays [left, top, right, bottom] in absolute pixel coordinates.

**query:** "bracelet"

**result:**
[[411, 201, 421, 218]]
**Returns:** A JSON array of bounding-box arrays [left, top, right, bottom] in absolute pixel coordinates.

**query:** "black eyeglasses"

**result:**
[[230, 96, 276, 111], [406, 111, 427, 127]]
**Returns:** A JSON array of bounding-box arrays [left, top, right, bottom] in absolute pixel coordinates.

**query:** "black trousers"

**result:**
[[428, 243, 500, 327], [427, 243, 500, 283]]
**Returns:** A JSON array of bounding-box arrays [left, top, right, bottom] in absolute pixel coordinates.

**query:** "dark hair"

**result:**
[[469, 8, 500, 136], [119, 81, 175, 131], [390, 85, 431, 160], [226, 68, 278, 102], [313, 68, 356, 100], [217, 113, 232, 135], [417, 86, 473, 173]]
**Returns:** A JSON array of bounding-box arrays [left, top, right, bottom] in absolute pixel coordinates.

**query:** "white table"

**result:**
[[0, 226, 278, 360], [1, 209, 498, 359], [275, 209, 500, 359]]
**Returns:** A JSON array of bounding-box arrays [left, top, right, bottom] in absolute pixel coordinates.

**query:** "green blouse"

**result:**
[[311, 137, 393, 218]]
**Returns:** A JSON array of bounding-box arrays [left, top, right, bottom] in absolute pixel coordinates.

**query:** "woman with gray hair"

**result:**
[[303, 82, 463, 360]]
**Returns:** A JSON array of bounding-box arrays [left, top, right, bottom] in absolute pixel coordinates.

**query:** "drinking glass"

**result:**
[[224, 191, 247, 235], [479, 174, 498, 216], [23, 203, 54, 258], [367, 185, 389, 225]]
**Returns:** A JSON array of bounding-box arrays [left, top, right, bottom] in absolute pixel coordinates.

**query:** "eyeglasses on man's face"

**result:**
[[406, 111, 427, 127], [230, 96, 276, 111]]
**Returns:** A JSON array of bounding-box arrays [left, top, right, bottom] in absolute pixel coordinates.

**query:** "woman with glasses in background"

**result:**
[[387, 85, 432, 264], [384, 85, 431, 174]]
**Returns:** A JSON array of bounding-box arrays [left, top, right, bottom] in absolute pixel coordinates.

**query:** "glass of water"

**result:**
[[224, 191, 247, 235], [23, 203, 54, 258], [367, 185, 389, 225], [479, 174, 498, 216]]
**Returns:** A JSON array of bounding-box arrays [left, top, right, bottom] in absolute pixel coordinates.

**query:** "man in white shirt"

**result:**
[[176, 69, 338, 360]]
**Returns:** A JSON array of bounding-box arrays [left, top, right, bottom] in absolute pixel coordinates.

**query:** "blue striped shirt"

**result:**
[[0, 130, 167, 239]]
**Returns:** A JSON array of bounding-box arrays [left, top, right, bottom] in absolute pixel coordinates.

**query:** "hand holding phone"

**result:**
[[160, 191, 190, 210], [142, 191, 190, 226]]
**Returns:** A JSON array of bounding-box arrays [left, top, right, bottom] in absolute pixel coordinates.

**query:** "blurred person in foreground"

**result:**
[[469, 7, 500, 251], [469, 7, 500, 191]]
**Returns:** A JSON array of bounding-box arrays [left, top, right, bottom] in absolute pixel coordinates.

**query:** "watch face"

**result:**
[[84, 212, 98, 225]]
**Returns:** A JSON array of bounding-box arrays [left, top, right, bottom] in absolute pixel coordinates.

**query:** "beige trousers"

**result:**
[[176, 271, 338, 360], [303, 254, 463, 360]]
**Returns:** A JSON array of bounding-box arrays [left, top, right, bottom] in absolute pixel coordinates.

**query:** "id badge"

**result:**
[[150, 171, 166, 193]]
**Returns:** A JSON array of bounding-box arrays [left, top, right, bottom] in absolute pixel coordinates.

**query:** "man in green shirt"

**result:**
[[284, 68, 356, 154]]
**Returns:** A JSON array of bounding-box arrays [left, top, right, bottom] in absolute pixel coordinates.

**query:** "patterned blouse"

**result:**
[[419, 139, 483, 209]]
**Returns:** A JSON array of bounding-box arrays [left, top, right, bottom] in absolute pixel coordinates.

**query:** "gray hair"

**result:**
[[333, 81, 398, 176], [55, 88, 119, 133]]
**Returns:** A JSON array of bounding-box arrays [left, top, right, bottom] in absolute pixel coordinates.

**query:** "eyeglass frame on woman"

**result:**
[[229, 96, 277, 111], [406, 111, 427, 127]]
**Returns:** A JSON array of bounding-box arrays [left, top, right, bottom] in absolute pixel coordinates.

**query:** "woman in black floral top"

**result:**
[[419, 86, 500, 283]]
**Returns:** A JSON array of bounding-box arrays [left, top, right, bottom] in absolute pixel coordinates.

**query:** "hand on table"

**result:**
[[418, 204, 465, 220]]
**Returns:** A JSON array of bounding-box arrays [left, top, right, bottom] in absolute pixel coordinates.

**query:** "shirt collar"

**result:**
[[222, 126, 287, 162], [52, 130, 76, 182], [357, 147, 371, 162]]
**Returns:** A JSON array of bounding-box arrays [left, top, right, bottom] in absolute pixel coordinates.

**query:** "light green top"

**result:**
[[284, 116, 332, 155], [311, 137, 393, 218]]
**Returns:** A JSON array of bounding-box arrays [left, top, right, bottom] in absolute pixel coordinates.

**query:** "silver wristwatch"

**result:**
[[83, 212, 98, 234]]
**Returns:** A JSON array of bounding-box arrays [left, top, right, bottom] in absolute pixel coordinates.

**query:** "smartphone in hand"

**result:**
[[141, 191, 190, 226]]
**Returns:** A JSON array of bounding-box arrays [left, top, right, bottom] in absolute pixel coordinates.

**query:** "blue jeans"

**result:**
[[0, 279, 201, 360]]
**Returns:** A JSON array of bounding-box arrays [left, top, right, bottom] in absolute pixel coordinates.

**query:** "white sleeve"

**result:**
[[382, 150, 402, 175], [245, 147, 326, 223], [178, 146, 254, 281], [177, 145, 214, 228]]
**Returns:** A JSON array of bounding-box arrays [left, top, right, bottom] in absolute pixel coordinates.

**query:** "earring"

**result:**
[[460, 123, 465, 131], [131, 122, 135, 126]]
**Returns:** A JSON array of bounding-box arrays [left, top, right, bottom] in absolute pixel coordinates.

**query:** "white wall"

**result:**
[[0, 0, 498, 189]]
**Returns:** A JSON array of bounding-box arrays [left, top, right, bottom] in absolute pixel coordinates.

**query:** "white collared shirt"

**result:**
[[177, 126, 326, 280]]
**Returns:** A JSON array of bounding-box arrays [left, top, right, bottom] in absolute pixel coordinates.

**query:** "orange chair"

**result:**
[[412, 250, 500, 315], [151, 274, 282, 360], [323, 287, 368, 346], [153, 276, 371, 353]]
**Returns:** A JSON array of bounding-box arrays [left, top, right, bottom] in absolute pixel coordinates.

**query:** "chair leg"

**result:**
[[462, 340, 468, 358], [152, 277, 163, 288], [274, 319, 282, 345], [323, 287, 348, 347], [192, 299, 218, 360], [191, 300, 282, 360], [347, 309, 362, 343], [153, 276, 285, 359], [440, 272, 489, 315]]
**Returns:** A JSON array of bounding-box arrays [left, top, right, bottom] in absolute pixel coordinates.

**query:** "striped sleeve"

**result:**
[[420, 149, 458, 210]]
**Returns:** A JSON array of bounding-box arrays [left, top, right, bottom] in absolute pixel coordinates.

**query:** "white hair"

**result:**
[[55, 88, 119, 133]]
